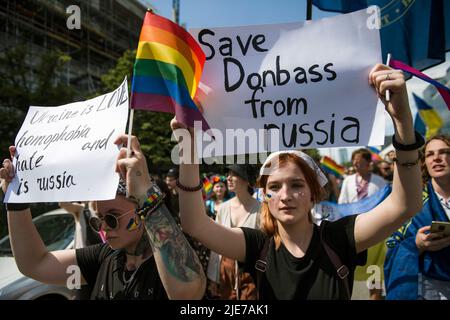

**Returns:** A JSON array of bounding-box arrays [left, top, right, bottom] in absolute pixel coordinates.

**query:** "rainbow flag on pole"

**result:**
[[130, 10, 210, 130], [320, 156, 345, 178]]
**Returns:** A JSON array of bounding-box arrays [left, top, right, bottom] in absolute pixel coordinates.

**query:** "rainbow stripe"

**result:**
[[321, 156, 345, 178], [130, 11, 210, 130], [367, 146, 382, 162], [202, 176, 213, 199]]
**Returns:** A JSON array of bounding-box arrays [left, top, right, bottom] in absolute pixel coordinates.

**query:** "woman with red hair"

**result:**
[[172, 64, 423, 299]]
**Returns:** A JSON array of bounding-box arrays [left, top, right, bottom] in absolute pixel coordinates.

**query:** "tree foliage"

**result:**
[[0, 44, 75, 237], [0, 45, 75, 160]]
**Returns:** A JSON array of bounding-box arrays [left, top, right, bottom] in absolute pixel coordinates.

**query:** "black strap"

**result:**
[[255, 237, 270, 300], [320, 226, 351, 299]]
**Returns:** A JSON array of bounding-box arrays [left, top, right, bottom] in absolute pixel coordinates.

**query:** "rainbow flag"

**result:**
[[367, 146, 382, 161], [202, 175, 213, 199], [320, 156, 345, 178], [130, 10, 210, 130]]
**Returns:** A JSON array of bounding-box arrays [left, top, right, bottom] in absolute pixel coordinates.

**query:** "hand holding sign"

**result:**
[[115, 134, 152, 207], [368, 64, 411, 126], [4, 79, 129, 203], [0, 146, 16, 194]]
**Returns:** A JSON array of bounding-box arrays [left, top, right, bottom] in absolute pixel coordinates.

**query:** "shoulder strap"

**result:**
[[320, 225, 351, 299], [255, 237, 270, 300]]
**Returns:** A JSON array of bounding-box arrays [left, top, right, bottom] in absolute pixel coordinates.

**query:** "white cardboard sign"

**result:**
[[5, 78, 129, 203], [190, 9, 384, 157]]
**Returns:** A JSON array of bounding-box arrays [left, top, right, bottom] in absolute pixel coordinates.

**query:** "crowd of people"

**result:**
[[1, 63, 449, 300]]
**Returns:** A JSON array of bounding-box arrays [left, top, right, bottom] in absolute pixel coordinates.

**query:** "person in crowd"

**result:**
[[339, 148, 388, 299], [377, 160, 394, 182], [384, 134, 450, 299], [171, 63, 423, 299], [59, 200, 103, 299], [165, 167, 180, 216], [205, 175, 230, 220], [206, 164, 260, 300], [0, 135, 205, 300], [339, 149, 387, 204], [59, 201, 103, 248]]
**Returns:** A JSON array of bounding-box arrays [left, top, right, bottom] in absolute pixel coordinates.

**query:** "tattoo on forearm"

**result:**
[[136, 171, 142, 176], [145, 205, 203, 282]]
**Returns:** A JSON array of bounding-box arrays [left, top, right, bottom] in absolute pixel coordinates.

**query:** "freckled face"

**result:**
[[265, 162, 313, 225]]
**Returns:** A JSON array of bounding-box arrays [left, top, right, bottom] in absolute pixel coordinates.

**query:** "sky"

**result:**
[[142, 0, 337, 28], [139, 1, 449, 163]]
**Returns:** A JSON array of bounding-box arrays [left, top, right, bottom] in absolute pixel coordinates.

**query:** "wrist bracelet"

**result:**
[[135, 184, 165, 218], [5, 203, 30, 211], [393, 152, 421, 168], [176, 178, 203, 192], [392, 131, 425, 151]]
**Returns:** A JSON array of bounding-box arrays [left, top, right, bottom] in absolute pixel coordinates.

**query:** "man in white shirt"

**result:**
[[339, 149, 387, 204], [339, 148, 387, 300]]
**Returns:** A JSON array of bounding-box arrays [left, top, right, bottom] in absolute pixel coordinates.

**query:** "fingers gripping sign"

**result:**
[[368, 64, 410, 123], [114, 134, 152, 205], [1, 146, 18, 194]]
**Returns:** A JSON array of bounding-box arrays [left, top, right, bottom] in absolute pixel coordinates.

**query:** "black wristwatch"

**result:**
[[392, 131, 425, 151]]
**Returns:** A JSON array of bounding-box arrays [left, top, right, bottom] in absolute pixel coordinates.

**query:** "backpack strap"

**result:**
[[320, 225, 351, 299], [255, 237, 270, 300]]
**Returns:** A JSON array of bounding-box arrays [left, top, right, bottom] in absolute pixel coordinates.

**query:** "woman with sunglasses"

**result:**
[[0, 134, 206, 300], [172, 64, 424, 299]]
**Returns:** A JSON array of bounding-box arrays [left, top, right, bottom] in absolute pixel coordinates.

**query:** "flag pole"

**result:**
[[126, 108, 134, 158], [385, 53, 392, 101], [306, 0, 312, 20]]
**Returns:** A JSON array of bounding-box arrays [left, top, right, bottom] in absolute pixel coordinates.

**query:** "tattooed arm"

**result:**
[[114, 134, 206, 300], [144, 204, 206, 299]]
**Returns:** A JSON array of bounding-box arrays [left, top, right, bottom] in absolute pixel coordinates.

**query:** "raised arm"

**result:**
[[1, 146, 83, 286], [354, 64, 423, 253], [114, 134, 205, 300], [171, 119, 247, 262]]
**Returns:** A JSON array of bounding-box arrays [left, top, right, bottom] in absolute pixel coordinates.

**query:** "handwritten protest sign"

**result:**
[[190, 9, 384, 158], [5, 78, 129, 203]]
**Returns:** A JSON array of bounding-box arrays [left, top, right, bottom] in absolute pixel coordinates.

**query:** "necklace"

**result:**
[[122, 262, 142, 285]]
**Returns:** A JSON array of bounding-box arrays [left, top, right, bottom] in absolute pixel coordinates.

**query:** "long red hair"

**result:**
[[257, 153, 327, 249]]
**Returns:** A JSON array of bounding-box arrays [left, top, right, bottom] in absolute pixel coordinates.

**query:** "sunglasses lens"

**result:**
[[104, 215, 118, 230], [89, 217, 102, 232]]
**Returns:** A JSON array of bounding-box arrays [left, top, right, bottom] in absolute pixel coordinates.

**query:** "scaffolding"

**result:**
[[0, 0, 150, 94]]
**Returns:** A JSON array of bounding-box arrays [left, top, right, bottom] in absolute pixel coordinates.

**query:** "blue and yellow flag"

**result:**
[[413, 94, 443, 139], [312, 0, 450, 71]]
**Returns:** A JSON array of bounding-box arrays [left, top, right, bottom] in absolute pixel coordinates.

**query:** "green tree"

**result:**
[[0, 44, 76, 237], [100, 50, 176, 173], [0, 45, 75, 159]]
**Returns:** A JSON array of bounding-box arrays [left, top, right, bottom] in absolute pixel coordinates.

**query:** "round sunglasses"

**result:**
[[89, 209, 134, 233]]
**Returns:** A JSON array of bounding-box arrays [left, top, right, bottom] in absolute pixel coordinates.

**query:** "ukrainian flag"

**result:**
[[413, 94, 443, 139]]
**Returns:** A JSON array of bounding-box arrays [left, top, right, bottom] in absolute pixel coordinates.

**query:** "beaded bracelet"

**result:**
[[392, 152, 421, 168], [176, 178, 203, 192], [135, 184, 166, 218]]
